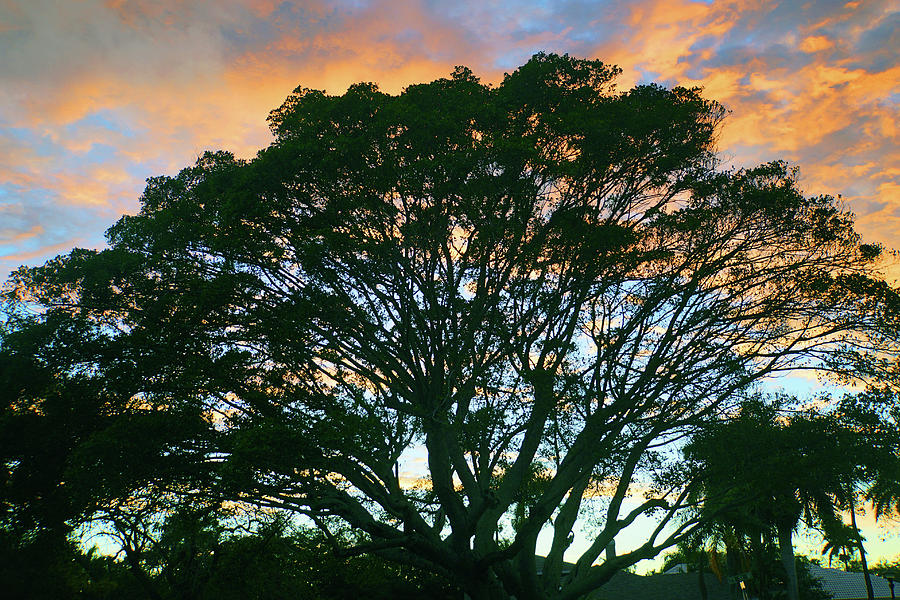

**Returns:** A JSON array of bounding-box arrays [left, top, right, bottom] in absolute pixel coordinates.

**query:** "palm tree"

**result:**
[[831, 390, 900, 600], [821, 521, 864, 568], [687, 399, 803, 600], [866, 468, 900, 519], [686, 396, 894, 600]]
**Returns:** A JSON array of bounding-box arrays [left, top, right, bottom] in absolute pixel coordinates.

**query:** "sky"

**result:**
[[1, 0, 898, 566]]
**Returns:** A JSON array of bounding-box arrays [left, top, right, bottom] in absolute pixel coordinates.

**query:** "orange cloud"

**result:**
[[800, 34, 834, 52], [1, 0, 897, 283]]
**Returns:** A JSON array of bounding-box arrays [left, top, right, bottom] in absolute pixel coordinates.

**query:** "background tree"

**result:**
[[686, 400, 790, 600], [827, 389, 900, 600], [686, 395, 900, 600], [850, 386, 900, 522], [850, 555, 900, 578], [4, 53, 900, 600], [0, 285, 216, 598]]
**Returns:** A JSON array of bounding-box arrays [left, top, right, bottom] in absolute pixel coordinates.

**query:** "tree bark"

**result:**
[[777, 523, 799, 600]]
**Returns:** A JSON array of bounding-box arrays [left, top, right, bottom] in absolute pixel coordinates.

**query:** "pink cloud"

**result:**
[[0, 224, 44, 246], [0, 238, 93, 265]]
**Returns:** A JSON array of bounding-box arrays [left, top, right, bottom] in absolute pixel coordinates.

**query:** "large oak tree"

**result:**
[[4, 54, 899, 600]]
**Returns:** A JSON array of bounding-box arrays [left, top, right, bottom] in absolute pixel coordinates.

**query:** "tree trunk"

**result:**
[[698, 554, 709, 600], [123, 546, 164, 600], [726, 545, 741, 600], [849, 503, 875, 600], [777, 523, 799, 600], [752, 533, 769, 600], [463, 571, 510, 600]]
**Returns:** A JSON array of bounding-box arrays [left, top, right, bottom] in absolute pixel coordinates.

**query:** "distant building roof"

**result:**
[[587, 571, 733, 600], [534, 557, 895, 600], [533, 557, 732, 600], [663, 563, 691, 574], [807, 564, 893, 600]]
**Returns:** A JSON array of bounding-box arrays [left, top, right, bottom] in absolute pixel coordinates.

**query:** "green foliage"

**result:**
[[131, 510, 460, 600]]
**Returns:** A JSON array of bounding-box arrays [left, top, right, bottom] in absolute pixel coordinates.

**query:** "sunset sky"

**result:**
[[1, 0, 898, 564]]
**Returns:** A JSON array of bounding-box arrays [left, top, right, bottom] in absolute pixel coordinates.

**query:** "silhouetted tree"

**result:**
[[4, 53, 900, 600], [686, 396, 899, 600], [825, 389, 900, 600]]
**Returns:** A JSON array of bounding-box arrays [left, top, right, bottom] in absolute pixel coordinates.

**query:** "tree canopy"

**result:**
[[3, 53, 899, 600]]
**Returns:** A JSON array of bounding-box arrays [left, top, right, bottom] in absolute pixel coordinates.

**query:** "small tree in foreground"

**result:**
[[4, 53, 900, 600]]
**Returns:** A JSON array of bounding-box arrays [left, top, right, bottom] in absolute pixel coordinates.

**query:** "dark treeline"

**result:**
[[0, 509, 461, 600]]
